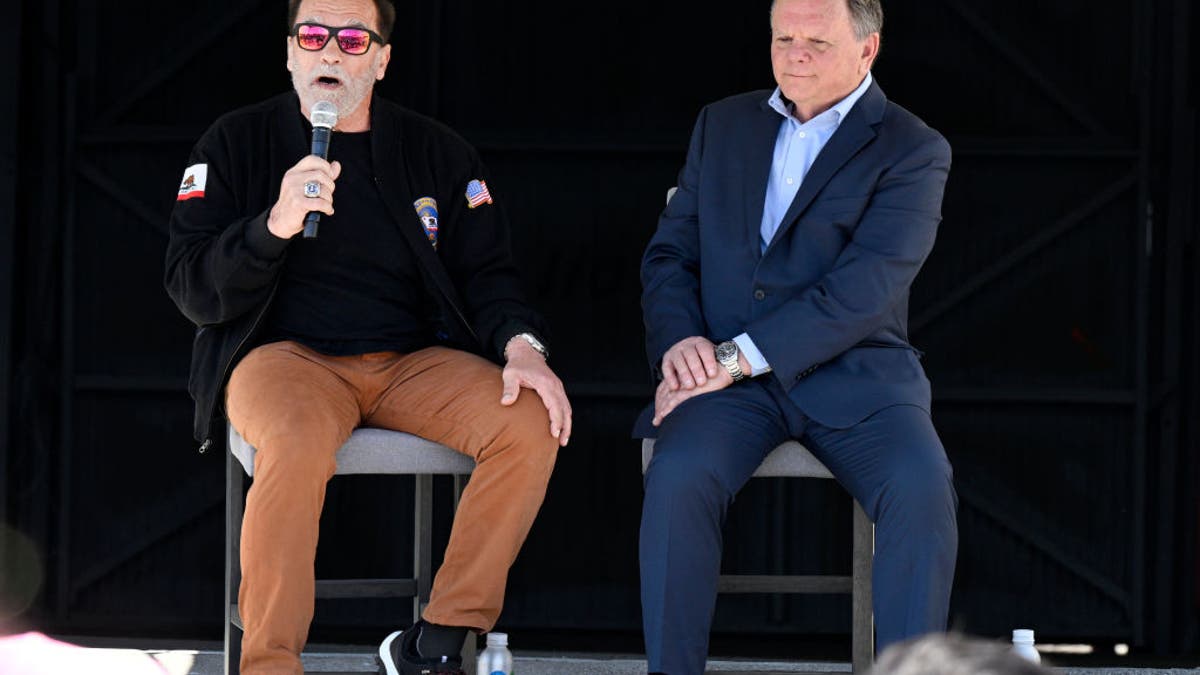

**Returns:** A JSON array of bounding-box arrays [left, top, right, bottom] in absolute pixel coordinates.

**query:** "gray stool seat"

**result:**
[[641, 438, 833, 478], [641, 438, 874, 672], [225, 426, 477, 675], [229, 427, 477, 477]]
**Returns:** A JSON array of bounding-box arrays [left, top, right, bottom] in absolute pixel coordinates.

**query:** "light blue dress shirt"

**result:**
[[733, 72, 874, 376]]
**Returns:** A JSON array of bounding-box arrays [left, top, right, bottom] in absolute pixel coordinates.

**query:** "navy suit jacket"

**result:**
[[638, 81, 951, 432]]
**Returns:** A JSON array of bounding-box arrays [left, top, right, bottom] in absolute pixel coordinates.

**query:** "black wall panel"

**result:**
[[0, 0, 20, 628], [3, 0, 1196, 659]]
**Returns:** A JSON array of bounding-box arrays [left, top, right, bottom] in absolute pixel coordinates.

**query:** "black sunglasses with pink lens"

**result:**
[[291, 23, 385, 55]]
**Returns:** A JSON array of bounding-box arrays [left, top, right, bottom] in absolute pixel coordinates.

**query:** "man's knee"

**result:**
[[879, 447, 957, 524], [232, 400, 347, 481], [491, 394, 559, 469], [644, 437, 730, 511]]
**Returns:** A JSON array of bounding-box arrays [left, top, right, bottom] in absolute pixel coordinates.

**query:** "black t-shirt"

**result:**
[[259, 130, 435, 355]]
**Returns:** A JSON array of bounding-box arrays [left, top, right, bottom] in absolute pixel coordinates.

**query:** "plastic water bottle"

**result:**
[[1012, 628, 1041, 663], [477, 632, 513, 675]]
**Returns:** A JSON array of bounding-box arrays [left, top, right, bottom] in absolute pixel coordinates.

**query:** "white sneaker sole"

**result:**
[[377, 629, 404, 675]]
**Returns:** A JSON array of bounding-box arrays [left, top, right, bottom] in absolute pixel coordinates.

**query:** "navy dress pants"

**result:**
[[640, 379, 958, 675]]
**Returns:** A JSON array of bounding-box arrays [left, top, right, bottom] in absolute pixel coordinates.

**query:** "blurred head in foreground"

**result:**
[[867, 633, 1054, 675]]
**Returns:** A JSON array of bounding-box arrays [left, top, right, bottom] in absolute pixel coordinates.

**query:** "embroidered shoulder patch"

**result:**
[[177, 164, 208, 201], [413, 196, 439, 249]]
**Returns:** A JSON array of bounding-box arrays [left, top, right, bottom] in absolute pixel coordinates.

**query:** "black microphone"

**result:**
[[303, 101, 339, 239]]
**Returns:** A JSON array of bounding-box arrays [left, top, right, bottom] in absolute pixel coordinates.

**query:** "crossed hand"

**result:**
[[652, 336, 740, 426]]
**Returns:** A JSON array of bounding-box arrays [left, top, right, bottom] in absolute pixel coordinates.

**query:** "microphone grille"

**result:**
[[310, 101, 339, 129]]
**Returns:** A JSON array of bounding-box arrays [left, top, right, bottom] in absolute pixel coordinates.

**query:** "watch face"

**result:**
[[715, 342, 737, 362]]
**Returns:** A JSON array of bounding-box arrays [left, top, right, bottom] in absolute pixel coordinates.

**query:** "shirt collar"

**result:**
[[767, 71, 874, 127]]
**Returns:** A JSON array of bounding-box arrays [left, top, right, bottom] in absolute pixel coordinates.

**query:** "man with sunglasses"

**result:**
[[164, 1, 570, 674]]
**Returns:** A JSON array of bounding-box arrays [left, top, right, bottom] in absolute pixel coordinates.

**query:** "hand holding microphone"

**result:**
[[266, 101, 341, 240]]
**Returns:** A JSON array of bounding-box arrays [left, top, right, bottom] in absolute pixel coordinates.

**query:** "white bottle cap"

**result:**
[[1012, 629, 1035, 642], [486, 632, 508, 647]]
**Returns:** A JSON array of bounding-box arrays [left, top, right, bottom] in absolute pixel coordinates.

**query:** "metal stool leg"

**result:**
[[414, 474, 433, 624], [225, 452, 245, 675], [851, 501, 874, 673], [452, 475, 478, 675]]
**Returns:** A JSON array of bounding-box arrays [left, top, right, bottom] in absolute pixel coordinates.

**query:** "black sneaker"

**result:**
[[377, 622, 465, 675]]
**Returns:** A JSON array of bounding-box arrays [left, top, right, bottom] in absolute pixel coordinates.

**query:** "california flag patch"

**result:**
[[177, 164, 208, 201]]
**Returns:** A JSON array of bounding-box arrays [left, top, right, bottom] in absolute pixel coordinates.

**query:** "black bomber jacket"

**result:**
[[164, 92, 547, 447]]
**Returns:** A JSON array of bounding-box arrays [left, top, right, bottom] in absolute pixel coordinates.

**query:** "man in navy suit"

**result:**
[[636, 0, 958, 673]]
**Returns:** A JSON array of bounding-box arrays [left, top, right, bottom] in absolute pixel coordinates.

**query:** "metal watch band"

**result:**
[[508, 332, 548, 359], [724, 357, 745, 382]]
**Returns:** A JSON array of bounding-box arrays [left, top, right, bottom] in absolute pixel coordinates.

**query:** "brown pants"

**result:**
[[225, 341, 559, 675]]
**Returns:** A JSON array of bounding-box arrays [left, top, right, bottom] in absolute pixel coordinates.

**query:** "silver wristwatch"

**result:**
[[714, 340, 745, 382], [507, 332, 549, 360]]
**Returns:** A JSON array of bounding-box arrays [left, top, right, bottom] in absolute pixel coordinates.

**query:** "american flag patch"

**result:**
[[465, 179, 493, 209]]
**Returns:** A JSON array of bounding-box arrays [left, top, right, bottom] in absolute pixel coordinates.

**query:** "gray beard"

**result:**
[[292, 71, 374, 126]]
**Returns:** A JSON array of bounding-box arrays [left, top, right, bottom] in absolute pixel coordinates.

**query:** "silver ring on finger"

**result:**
[[303, 181, 321, 199]]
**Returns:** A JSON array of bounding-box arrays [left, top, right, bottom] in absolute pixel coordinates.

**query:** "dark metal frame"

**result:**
[[56, 69, 77, 620], [1152, 0, 1196, 652], [716, 503, 875, 672], [1132, 1, 1154, 648], [0, 0, 19, 572], [19, 0, 66, 628]]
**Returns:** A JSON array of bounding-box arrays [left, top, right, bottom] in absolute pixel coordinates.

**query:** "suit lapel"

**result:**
[[765, 81, 886, 252], [743, 97, 785, 257]]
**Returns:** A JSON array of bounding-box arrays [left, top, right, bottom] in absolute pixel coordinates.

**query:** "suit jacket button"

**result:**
[[753, 289, 766, 301]]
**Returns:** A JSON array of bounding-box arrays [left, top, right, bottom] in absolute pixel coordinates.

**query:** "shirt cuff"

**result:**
[[733, 333, 771, 377]]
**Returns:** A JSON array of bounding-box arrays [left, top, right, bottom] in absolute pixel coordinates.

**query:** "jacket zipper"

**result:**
[[198, 277, 283, 454]]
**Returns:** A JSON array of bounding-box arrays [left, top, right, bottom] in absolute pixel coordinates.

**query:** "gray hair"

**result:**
[[867, 634, 1054, 675], [846, 0, 883, 40], [770, 0, 884, 41]]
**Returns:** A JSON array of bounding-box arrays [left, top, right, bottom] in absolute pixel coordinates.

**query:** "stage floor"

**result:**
[[64, 641, 1200, 675]]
